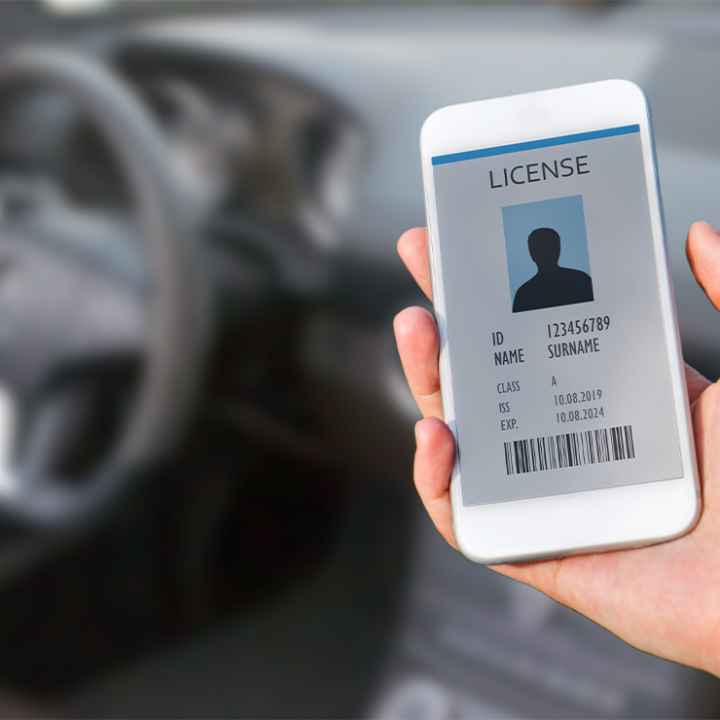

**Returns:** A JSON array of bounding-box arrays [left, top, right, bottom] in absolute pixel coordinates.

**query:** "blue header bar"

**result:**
[[431, 124, 640, 166]]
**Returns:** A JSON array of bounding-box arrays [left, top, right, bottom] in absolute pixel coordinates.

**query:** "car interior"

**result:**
[[0, 2, 719, 718]]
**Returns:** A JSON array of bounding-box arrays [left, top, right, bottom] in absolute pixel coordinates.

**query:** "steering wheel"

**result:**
[[0, 47, 210, 529]]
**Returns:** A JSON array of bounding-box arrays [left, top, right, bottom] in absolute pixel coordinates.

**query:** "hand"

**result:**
[[394, 221, 720, 676]]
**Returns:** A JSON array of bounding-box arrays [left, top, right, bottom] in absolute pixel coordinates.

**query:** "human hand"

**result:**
[[394, 221, 720, 675]]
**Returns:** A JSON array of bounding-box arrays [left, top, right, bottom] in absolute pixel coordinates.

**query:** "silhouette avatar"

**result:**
[[512, 227, 593, 313]]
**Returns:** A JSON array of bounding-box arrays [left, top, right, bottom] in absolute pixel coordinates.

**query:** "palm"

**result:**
[[394, 222, 720, 675], [499, 374, 719, 672]]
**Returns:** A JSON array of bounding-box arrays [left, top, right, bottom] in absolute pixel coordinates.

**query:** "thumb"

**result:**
[[687, 221, 720, 310]]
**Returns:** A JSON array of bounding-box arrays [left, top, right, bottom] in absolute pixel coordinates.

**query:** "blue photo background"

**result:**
[[502, 194, 592, 303]]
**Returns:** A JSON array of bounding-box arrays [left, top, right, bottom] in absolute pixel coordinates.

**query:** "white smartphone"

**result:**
[[420, 80, 700, 564]]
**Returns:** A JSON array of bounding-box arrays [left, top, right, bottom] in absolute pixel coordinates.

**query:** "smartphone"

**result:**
[[420, 80, 700, 563]]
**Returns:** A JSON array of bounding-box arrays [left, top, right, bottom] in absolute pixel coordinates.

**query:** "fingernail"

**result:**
[[414, 420, 423, 443], [392, 311, 404, 337], [699, 220, 719, 235]]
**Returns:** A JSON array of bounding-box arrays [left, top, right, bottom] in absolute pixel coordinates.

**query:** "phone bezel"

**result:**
[[420, 80, 700, 563]]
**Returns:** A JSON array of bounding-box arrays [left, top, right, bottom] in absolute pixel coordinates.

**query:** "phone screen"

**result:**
[[431, 124, 683, 505]]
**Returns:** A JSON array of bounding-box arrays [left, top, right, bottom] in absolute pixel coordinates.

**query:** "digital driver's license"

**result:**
[[431, 124, 683, 505]]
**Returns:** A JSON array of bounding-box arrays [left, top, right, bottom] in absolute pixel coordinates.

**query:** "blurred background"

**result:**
[[0, 1, 718, 718]]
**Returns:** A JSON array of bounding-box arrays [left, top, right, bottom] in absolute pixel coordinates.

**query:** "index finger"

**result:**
[[397, 227, 433, 301]]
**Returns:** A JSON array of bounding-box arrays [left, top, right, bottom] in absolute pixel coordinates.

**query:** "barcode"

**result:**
[[504, 425, 635, 475]]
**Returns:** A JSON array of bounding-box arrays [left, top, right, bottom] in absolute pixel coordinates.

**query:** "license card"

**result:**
[[431, 124, 683, 505]]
